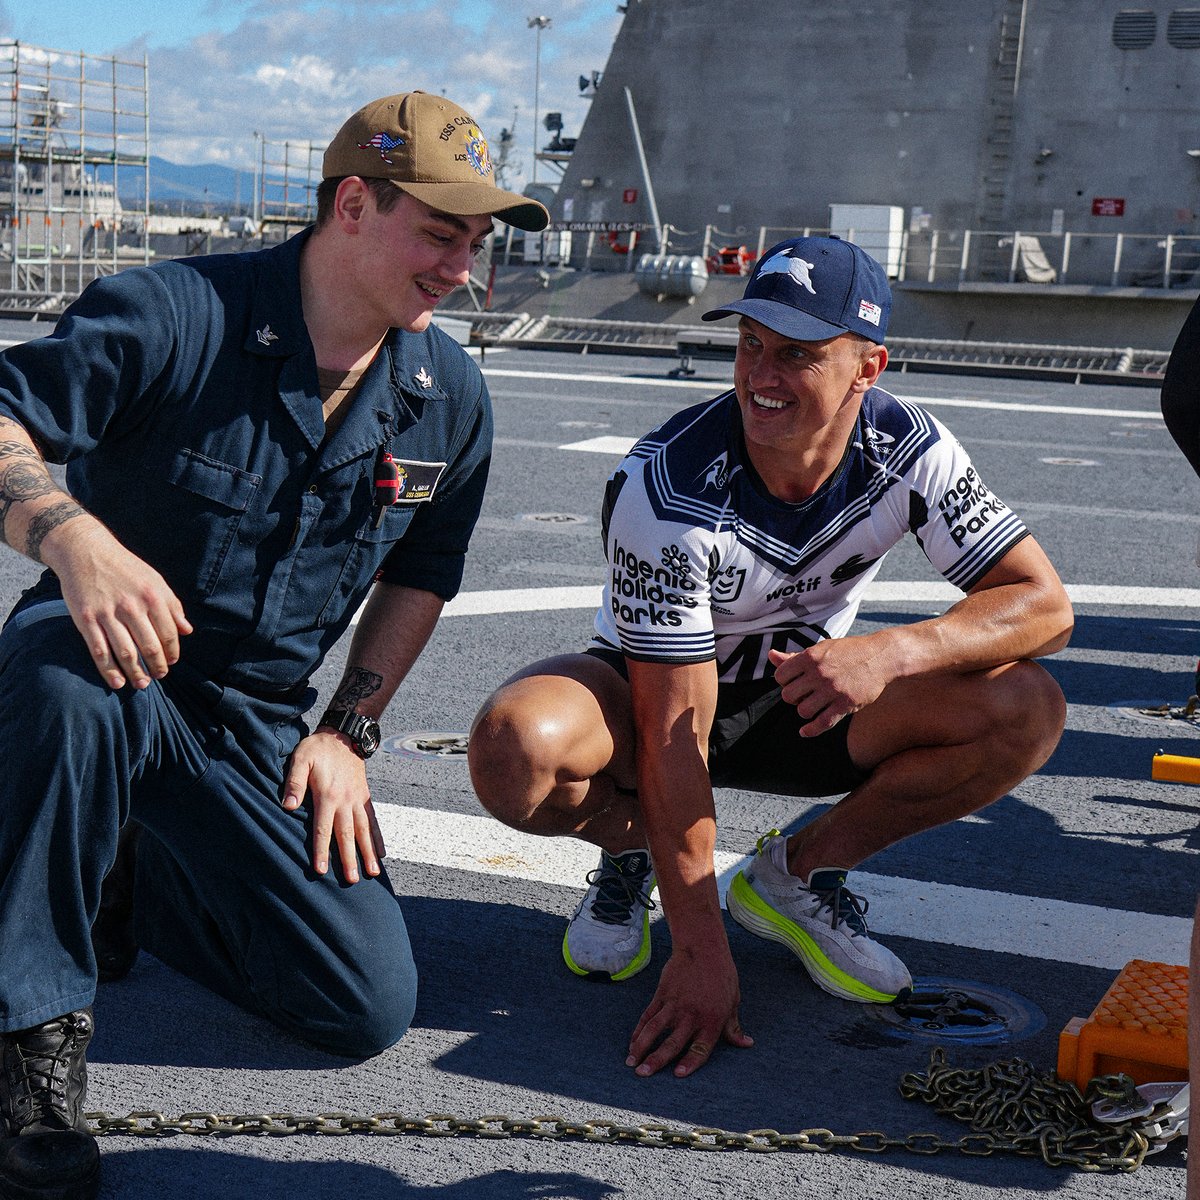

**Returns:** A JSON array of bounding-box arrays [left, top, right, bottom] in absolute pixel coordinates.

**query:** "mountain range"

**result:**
[[98, 156, 257, 211]]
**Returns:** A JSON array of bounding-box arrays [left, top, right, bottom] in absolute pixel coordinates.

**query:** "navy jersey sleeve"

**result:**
[[594, 456, 717, 663], [907, 412, 1029, 590]]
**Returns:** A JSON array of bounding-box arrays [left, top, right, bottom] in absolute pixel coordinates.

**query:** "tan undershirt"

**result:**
[[316, 365, 368, 443]]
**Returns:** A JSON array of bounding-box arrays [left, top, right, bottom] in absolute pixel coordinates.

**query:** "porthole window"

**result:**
[[1112, 9, 1156, 47], [1168, 9, 1200, 46]]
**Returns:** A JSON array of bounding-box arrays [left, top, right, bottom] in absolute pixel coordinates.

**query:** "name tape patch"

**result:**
[[391, 459, 448, 504]]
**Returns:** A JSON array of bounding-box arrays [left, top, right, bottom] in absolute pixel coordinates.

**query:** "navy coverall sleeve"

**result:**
[[0, 270, 183, 460], [376, 371, 493, 602]]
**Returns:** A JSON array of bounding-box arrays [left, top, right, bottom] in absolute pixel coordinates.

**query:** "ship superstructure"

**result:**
[[555, 1, 1200, 289]]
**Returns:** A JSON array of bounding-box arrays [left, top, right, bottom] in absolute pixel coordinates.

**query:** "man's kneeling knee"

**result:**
[[286, 967, 418, 1059]]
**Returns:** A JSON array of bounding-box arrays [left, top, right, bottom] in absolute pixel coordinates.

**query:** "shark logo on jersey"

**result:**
[[696, 452, 730, 492], [863, 424, 895, 453], [757, 249, 816, 295]]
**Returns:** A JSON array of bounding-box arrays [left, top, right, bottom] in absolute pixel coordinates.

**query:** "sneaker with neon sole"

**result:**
[[726, 831, 911, 1002], [562, 849, 656, 981]]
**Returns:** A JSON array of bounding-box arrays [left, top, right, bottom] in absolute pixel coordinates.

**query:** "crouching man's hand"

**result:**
[[625, 942, 753, 1078]]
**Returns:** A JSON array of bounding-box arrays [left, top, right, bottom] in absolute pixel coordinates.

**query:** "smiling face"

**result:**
[[344, 184, 495, 334], [733, 316, 887, 498]]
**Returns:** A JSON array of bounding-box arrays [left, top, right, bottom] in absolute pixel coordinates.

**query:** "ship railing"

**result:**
[[904, 228, 1200, 289], [0, 283, 1173, 385], [449, 310, 1170, 385], [559, 221, 1200, 291]]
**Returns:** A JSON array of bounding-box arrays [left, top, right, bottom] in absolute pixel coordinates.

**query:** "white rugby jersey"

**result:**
[[589, 388, 1028, 683]]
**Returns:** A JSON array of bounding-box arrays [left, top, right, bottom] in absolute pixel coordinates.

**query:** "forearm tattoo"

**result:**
[[24, 499, 86, 562], [330, 667, 383, 710], [0, 417, 78, 556], [0, 461, 58, 508]]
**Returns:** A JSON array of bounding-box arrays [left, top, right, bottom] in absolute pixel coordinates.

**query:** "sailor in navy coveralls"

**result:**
[[0, 91, 548, 1199]]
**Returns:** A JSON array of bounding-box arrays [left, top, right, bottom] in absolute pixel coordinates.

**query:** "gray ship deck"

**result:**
[[0, 320, 1193, 1198]]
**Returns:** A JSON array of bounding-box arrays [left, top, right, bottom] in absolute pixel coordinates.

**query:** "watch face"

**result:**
[[359, 718, 382, 757]]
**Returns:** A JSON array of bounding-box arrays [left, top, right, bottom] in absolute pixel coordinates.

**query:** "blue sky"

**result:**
[[0, 0, 620, 183]]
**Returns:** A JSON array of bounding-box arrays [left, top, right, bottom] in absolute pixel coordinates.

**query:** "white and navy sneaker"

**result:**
[[726, 831, 911, 1002], [562, 849, 656, 981]]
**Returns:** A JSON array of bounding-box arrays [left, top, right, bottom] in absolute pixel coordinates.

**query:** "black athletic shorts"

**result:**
[[584, 646, 868, 797]]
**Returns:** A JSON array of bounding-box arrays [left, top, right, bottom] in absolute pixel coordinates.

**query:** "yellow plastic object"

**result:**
[[1057, 959, 1189, 1091], [1151, 752, 1200, 784]]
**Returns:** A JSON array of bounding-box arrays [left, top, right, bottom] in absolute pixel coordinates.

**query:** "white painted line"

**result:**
[[1066, 584, 1200, 606], [375, 803, 1191, 970], [866, 582, 1200, 607], [484, 367, 1161, 420], [444, 586, 601, 617], [433, 582, 1200, 621], [905, 396, 1162, 420], [560, 435, 639, 454]]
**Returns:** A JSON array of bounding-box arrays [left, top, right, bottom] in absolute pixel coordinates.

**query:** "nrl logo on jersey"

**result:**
[[695, 452, 731, 492], [710, 566, 746, 604]]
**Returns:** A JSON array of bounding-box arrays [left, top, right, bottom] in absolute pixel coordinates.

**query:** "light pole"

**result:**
[[527, 15, 551, 184], [252, 131, 263, 225]]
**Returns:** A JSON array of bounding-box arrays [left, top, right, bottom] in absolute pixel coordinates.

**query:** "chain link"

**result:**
[[898, 1048, 1152, 1171], [85, 1049, 1156, 1172]]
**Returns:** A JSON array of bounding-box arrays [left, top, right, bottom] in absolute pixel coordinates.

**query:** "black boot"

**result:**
[[92, 823, 139, 984], [0, 1008, 100, 1200]]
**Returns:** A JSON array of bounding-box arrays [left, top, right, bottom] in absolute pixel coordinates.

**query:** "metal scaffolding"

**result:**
[[255, 135, 319, 231], [0, 39, 150, 311]]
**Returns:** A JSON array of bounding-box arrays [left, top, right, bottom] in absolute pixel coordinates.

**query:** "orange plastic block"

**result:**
[[1151, 752, 1200, 785], [1057, 959, 1189, 1091]]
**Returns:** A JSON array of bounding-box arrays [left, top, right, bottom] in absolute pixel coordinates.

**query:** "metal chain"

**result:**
[[898, 1048, 1152, 1171], [84, 1050, 1154, 1172]]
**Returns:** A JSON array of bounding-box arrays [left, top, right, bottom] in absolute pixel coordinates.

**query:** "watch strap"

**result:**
[[317, 708, 380, 758]]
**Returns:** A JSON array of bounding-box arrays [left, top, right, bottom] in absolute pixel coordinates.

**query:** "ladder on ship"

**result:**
[[975, 0, 1028, 279]]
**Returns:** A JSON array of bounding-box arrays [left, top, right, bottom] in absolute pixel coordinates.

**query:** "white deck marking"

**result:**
[[560, 435, 639, 454], [484, 366, 1162, 420], [375, 803, 1191, 970], [443, 586, 601, 617], [433, 582, 1200, 620]]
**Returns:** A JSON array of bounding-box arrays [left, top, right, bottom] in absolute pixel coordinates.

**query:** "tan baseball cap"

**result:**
[[323, 91, 549, 232]]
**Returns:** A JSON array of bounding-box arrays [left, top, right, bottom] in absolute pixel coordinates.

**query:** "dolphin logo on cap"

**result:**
[[757, 250, 817, 295]]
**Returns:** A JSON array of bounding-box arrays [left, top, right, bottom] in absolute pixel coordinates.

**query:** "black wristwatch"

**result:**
[[317, 709, 382, 759]]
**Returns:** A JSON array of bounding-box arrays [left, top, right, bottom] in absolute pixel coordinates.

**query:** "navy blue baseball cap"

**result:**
[[702, 235, 891, 343]]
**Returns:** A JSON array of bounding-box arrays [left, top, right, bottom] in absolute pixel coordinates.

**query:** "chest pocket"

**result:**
[[316, 499, 416, 627], [165, 449, 261, 597]]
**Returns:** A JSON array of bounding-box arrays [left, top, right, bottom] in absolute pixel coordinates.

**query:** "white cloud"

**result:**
[[252, 54, 339, 93], [5, 0, 624, 184]]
